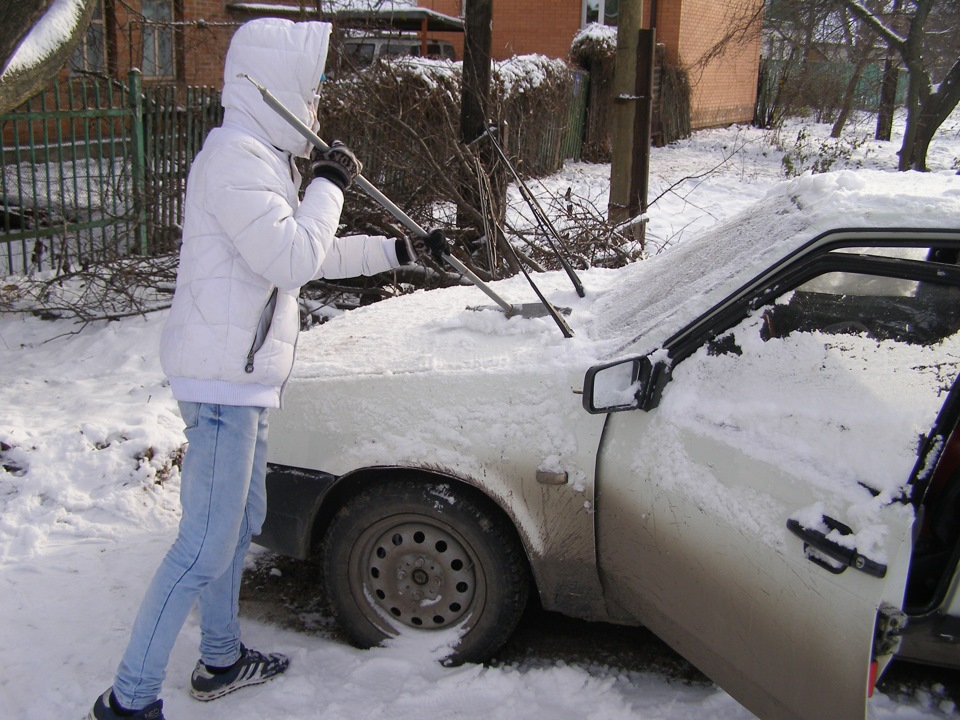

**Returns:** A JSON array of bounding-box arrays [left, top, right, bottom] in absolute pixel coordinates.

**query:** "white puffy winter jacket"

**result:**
[[160, 19, 400, 408]]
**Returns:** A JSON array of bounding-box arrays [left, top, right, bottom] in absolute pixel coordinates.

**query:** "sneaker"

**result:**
[[189, 644, 289, 701], [86, 689, 164, 720]]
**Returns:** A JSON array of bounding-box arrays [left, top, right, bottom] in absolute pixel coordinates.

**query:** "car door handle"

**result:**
[[786, 517, 887, 578]]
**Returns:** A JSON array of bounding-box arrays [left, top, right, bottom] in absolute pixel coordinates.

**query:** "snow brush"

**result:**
[[239, 74, 572, 334]]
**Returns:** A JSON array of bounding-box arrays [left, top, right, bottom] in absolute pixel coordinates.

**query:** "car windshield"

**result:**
[[587, 189, 823, 354]]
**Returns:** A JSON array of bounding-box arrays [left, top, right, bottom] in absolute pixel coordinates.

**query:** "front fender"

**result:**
[[256, 463, 336, 559], [267, 369, 611, 619]]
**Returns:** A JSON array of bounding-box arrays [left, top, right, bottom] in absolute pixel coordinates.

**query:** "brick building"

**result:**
[[419, 0, 764, 129], [72, 0, 762, 130]]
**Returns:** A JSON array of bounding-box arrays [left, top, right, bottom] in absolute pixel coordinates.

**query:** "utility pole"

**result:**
[[460, 0, 505, 265], [608, 0, 647, 228], [461, 0, 493, 149]]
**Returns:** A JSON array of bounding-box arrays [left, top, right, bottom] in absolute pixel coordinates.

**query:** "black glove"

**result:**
[[310, 140, 362, 191], [410, 228, 449, 263]]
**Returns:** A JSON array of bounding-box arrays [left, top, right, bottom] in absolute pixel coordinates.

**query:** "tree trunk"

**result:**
[[907, 57, 960, 171], [831, 56, 868, 138], [459, 0, 504, 264], [608, 0, 644, 224], [840, 0, 960, 172], [0, 0, 99, 114], [0, 0, 49, 73], [874, 0, 903, 142], [895, 0, 934, 171], [875, 55, 898, 141], [461, 0, 493, 148], [897, 73, 924, 170]]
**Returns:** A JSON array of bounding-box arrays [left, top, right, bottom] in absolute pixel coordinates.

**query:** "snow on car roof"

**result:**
[[293, 169, 960, 380]]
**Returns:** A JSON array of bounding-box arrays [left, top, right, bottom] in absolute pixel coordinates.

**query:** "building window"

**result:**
[[142, 0, 174, 78], [584, 0, 619, 26], [71, 0, 106, 74]]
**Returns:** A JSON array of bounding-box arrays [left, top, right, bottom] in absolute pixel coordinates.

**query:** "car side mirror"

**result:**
[[582, 356, 670, 414]]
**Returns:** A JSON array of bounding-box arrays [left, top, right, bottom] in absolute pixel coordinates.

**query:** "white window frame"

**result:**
[[70, 0, 106, 74], [582, 0, 619, 27], [141, 0, 175, 79]]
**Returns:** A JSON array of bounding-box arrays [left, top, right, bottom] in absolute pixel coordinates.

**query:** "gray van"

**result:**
[[339, 35, 456, 66]]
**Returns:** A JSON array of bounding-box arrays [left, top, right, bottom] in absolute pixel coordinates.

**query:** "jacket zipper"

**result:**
[[245, 287, 279, 373]]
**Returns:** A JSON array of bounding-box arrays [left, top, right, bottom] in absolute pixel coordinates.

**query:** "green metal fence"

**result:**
[[2, 72, 140, 276], [534, 68, 589, 172], [141, 83, 223, 254], [1, 71, 222, 277]]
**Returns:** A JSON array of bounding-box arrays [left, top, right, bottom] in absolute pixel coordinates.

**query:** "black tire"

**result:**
[[322, 477, 530, 664]]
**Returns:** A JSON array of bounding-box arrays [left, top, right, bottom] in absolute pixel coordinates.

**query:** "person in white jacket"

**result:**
[[87, 18, 446, 720]]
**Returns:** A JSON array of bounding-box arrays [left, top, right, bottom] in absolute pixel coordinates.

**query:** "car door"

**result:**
[[590, 236, 960, 720], [900, 375, 960, 668]]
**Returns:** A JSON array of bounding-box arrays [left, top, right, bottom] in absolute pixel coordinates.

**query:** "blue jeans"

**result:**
[[112, 402, 269, 710]]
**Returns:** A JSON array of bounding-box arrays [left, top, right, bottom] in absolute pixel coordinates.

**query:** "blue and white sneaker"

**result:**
[[189, 645, 289, 701], [86, 689, 164, 719]]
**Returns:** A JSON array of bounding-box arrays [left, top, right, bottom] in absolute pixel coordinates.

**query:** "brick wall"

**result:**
[[74, 0, 240, 88], [88, 0, 761, 127], [673, 0, 763, 129], [420, 1, 762, 129], [488, 0, 581, 59], [180, 2, 240, 87], [421, 0, 581, 61]]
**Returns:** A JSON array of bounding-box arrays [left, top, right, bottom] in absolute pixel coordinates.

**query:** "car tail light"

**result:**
[[871, 605, 907, 697]]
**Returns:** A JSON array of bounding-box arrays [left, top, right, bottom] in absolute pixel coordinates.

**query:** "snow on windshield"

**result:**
[[295, 169, 960, 383]]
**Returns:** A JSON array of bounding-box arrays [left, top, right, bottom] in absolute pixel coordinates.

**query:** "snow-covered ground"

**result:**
[[3, 111, 960, 719]]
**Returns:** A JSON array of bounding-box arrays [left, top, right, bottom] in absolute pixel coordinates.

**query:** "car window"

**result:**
[[682, 266, 960, 500], [425, 42, 455, 60], [343, 41, 375, 64], [762, 273, 960, 346], [383, 41, 417, 57]]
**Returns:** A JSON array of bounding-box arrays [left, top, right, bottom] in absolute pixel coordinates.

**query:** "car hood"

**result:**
[[292, 169, 960, 380]]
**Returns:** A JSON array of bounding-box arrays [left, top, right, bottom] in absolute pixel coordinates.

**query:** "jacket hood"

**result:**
[[221, 18, 331, 156]]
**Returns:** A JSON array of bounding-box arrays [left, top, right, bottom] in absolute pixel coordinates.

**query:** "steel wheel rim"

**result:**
[[348, 513, 486, 633]]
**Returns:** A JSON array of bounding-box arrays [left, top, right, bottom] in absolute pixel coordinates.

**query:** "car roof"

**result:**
[[293, 170, 960, 380]]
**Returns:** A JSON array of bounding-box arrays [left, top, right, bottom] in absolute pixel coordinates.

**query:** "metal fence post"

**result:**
[[128, 69, 148, 256]]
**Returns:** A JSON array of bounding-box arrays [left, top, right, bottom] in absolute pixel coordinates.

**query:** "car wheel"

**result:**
[[322, 477, 530, 664]]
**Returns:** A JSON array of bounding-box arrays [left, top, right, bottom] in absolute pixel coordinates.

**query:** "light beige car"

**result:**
[[257, 175, 960, 720]]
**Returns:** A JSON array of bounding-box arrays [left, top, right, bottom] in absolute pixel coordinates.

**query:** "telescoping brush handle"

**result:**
[[238, 74, 517, 316]]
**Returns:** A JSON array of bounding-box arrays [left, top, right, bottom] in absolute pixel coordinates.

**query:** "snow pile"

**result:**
[[379, 53, 575, 98], [571, 22, 618, 56], [325, 0, 419, 10], [0, 312, 184, 558], [495, 54, 570, 96]]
